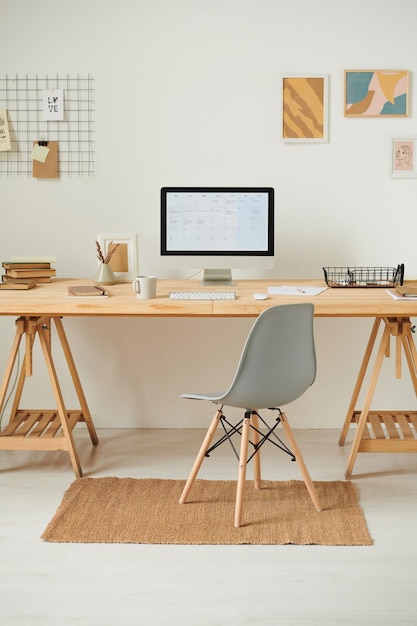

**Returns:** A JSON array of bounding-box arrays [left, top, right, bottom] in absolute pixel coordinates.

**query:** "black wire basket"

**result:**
[[323, 264, 404, 288]]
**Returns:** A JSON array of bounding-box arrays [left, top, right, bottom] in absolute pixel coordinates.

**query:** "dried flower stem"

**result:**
[[96, 240, 120, 264], [96, 241, 105, 263]]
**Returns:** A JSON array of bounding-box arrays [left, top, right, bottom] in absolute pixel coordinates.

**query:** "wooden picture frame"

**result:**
[[281, 75, 329, 142], [97, 233, 138, 281], [344, 70, 409, 117], [388, 135, 417, 178]]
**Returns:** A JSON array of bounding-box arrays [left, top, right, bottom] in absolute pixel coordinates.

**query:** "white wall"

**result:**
[[1, 0, 417, 428]]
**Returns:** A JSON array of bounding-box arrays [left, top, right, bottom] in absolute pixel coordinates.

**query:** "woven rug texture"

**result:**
[[41, 477, 373, 545]]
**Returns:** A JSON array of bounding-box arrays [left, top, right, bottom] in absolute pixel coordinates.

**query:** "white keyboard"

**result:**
[[169, 291, 236, 301]]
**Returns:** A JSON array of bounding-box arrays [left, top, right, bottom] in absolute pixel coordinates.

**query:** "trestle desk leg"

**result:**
[[344, 322, 391, 479], [54, 317, 98, 445], [37, 317, 83, 478], [339, 318, 381, 447]]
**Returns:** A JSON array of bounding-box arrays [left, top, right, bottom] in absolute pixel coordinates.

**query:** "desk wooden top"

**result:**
[[0, 278, 416, 318]]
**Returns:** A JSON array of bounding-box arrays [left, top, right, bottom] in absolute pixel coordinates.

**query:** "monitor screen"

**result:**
[[160, 187, 274, 284]]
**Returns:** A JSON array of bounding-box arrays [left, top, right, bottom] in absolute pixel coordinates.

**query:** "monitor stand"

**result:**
[[200, 269, 235, 286]]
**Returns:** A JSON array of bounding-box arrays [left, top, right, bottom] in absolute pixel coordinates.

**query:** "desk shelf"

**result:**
[[352, 410, 417, 453], [0, 410, 85, 451]]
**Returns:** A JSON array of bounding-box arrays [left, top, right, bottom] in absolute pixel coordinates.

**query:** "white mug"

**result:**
[[132, 275, 157, 299]]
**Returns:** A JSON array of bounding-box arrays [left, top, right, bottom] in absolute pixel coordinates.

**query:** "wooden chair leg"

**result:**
[[179, 408, 222, 504], [234, 412, 251, 528], [279, 412, 322, 512]]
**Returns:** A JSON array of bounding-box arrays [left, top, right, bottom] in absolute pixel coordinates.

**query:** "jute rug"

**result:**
[[41, 477, 372, 545]]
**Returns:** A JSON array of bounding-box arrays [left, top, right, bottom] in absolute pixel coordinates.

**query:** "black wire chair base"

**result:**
[[205, 408, 295, 464]]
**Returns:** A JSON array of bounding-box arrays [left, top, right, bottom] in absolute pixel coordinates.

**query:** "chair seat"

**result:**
[[181, 392, 227, 402]]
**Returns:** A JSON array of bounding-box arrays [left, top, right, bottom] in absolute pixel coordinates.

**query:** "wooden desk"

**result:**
[[1, 278, 417, 478], [0, 278, 416, 318]]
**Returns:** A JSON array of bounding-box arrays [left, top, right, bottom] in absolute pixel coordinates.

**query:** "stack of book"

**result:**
[[1, 257, 57, 290]]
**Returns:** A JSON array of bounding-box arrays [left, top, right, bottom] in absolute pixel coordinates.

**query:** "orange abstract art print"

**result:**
[[281, 75, 328, 142]]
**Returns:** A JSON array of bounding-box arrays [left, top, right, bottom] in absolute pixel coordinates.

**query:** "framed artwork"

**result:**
[[388, 136, 417, 178], [97, 233, 138, 281], [344, 70, 409, 117], [281, 75, 329, 142]]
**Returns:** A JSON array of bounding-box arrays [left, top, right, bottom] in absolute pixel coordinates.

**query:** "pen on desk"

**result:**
[[296, 288, 305, 294]]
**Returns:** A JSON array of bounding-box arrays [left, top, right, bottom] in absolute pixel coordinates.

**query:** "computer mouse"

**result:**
[[253, 293, 268, 300]]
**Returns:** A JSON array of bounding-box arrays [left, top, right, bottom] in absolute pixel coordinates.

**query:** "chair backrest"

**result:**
[[220, 303, 316, 410]]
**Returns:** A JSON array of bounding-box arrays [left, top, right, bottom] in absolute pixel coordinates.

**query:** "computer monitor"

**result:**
[[160, 187, 274, 285]]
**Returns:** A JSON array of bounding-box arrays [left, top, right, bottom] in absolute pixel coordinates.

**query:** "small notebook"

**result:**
[[68, 285, 108, 297]]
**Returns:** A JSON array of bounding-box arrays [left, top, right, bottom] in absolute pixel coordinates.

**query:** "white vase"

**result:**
[[94, 263, 116, 285]]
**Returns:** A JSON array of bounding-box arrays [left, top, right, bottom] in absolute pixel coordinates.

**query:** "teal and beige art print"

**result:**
[[345, 70, 409, 117]]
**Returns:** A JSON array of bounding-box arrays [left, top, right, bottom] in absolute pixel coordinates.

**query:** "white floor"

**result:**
[[1, 427, 417, 626]]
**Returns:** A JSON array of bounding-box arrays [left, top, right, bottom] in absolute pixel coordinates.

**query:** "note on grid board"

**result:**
[[32, 141, 59, 178]]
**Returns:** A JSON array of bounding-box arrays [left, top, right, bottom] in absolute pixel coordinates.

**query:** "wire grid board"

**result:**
[[0, 74, 94, 177]]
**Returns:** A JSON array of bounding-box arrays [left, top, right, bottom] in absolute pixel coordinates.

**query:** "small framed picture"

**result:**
[[281, 75, 329, 142], [97, 233, 138, 281], [388, 136, 417, 178], [344, 70, 409, 117]]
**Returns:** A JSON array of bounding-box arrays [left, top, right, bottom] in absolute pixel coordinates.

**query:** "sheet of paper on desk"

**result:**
[[268, 285, 328, 296], [387, 289, 417, 300]]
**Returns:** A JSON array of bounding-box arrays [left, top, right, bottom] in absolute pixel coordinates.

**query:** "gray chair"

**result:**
[[179, 303, 323, 527]]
